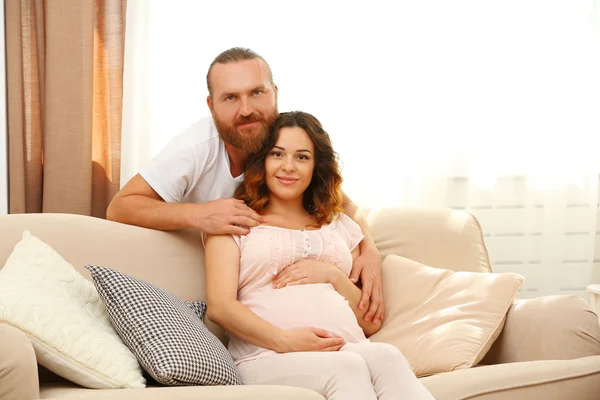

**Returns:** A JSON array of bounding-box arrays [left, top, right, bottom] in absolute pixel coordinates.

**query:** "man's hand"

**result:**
[[349, 246, 384, 323], [276, 327, 345, 353], [272, 260, 339, 288], [190, 198, 263, 235]]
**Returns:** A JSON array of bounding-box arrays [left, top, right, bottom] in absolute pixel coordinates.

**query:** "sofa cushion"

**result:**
[[0, 231, 145, 389], [369, 254, 523, 377], [420, 356, 600, 400], [85, 265, 241, 386], [39, 381, 326, 399]]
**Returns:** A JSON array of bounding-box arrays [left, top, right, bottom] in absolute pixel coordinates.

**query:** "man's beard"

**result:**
[[213, 108, 278, 153]]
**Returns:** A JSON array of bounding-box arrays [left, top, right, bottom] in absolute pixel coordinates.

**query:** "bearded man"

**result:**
[[107, 47, 385, 324]]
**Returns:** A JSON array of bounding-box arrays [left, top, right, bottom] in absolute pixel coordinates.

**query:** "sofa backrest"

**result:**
[[364, 206, 492, 274], [0, 207, 492, 345], [0, 213, 228, 342]]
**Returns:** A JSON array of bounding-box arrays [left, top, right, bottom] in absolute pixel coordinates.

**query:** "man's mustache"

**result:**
[[235, 114, 262, 126]]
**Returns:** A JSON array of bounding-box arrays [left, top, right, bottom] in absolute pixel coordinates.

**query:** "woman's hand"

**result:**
[[276, 327, 345, 353], [272, 260, 341, 288]]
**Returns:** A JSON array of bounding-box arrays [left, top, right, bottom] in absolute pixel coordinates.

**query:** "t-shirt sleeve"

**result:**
[[336, 213, 364, 252], [139, 133, 200, 203]]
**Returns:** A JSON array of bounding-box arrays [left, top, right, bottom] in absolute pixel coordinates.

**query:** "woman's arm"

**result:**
[[205, 234, 285, 350], [204, 234, 345, 352], [272, 249, 383, 337], [328, 247, 383, 337]]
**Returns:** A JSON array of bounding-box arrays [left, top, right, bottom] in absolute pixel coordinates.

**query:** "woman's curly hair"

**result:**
[[235, 111, 344, 225]]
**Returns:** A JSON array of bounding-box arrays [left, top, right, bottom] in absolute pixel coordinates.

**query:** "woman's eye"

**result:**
[[297, 155, 309, 161], [270, 151, 282, 157]]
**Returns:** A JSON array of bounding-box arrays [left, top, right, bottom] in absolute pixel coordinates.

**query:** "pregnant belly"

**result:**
[[239, 283, 366, 343]]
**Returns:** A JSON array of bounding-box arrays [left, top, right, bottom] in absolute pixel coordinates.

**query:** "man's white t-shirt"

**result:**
[[140, 117, 244, 204]]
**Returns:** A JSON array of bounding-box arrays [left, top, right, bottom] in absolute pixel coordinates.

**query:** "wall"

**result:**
[[0, 1, 7, 215]]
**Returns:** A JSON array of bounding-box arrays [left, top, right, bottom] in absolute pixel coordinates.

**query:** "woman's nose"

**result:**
[[281, 157, 296, 171]]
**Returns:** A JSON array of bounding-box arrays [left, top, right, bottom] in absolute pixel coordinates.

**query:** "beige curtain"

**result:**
[[6, 0, 126, 218]]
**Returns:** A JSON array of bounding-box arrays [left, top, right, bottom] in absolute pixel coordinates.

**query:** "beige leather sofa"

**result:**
[[1, 207, 600, 400]]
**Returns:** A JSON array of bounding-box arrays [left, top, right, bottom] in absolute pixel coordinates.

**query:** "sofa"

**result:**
[[1, 207, 600, 400]]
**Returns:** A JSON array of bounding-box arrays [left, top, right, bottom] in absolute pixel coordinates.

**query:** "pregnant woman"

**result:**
[[204, 111, 434, 400]]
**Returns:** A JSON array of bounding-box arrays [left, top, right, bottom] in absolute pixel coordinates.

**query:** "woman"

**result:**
[[204, 111, 434, 399]]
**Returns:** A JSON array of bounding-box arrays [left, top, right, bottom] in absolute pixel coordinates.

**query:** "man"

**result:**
[[107, 47, 384, 323]]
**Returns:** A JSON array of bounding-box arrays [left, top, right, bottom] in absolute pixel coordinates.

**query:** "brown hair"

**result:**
[[235, 111, 344, 225], [206, 47, 274, 98]]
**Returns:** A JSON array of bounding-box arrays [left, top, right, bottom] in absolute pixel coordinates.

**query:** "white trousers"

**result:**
[[237, 342, 435, 400]]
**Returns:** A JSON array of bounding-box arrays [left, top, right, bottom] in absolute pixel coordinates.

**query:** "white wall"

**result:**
[[0, 1, 7, 214]]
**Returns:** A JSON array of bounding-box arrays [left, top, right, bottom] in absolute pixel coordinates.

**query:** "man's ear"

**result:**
[[273, 84, 278, 94], [206, 96, 212, 109]]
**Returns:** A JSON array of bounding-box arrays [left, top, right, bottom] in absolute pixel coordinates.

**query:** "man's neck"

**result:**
[[224, 142, 249, 178]]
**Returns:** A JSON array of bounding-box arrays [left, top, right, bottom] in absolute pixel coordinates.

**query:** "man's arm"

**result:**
[[341, 192, 378, 255], [341, 191, 385, 323], [106, 174, 261, 234], [107, 174, 196, 230]]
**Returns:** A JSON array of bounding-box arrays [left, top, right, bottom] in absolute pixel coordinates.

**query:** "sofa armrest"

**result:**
[[0, 324, 40, 400], [481, 295, 600, 365]]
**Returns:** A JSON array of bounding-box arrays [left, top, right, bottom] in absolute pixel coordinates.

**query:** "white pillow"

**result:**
[[0, 231, 145, 389]]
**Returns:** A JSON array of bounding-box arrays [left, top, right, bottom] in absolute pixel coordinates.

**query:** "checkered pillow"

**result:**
[[85, 265, 241, 386]]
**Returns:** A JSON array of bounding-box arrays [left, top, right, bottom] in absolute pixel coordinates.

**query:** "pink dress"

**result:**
[[228, 213, 367, 365]]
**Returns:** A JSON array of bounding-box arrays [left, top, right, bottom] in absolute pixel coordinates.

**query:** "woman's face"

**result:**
[[264, 126, 315, 203]]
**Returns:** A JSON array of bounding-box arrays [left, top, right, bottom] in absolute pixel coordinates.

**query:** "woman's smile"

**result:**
[[276, 176, 299, 186]]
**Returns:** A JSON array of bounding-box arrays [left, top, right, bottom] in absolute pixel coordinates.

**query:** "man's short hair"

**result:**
[[206, 47, 275, 98]]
